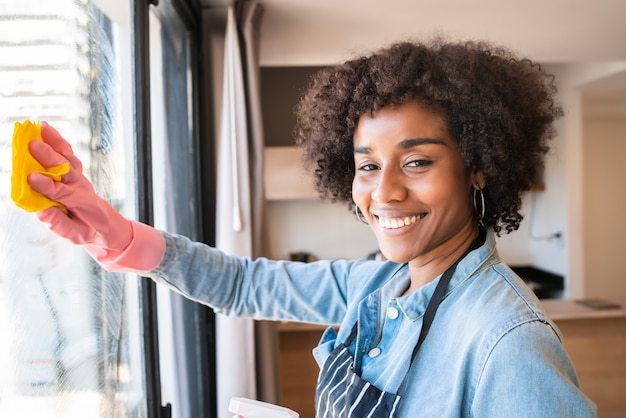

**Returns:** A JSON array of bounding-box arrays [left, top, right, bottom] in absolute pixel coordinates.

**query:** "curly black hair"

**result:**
[[293, 38, 563, 235]]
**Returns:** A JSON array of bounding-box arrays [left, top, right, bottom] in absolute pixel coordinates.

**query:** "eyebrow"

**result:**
[[354, 137, 447, 154]]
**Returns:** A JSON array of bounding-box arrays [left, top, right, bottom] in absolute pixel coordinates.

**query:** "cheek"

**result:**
[[351, 177, 369, 204], [439, 174, 474, 213], [420, 170, 471, 208]]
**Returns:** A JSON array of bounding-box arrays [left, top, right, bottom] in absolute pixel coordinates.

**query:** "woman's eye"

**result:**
[[405, 159, 431, 168], [357, 163, 379, 171]]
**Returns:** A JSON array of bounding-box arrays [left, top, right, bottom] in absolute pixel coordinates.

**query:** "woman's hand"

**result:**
[[27, 122, 132, 252]]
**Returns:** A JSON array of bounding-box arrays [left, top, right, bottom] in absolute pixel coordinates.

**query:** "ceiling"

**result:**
[[253, 0, 626, 67], [201, 0, 626, 102]]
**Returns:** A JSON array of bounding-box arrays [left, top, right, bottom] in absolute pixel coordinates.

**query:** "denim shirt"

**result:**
[[147, 230, 596, 417]]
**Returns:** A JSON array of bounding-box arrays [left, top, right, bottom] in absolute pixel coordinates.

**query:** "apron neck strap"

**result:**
[[397, 228, 485, 395]]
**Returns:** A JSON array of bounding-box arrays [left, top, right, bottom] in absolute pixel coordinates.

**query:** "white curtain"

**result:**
[[214, 2, 272, 417], [239, 1, 281, 405]]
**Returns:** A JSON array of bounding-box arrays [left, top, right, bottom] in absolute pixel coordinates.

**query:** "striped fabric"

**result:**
[[315, 342, 401, 418]]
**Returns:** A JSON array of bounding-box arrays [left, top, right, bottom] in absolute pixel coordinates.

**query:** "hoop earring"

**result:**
[[355, 205, 368, 224], [473, 185, 485, 226]]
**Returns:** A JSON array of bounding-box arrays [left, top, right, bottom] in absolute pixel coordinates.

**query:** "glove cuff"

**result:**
[[85, 220, 166, 273]]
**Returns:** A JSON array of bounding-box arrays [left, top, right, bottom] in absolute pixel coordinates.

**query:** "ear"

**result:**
[[471, 168, 486, 190]]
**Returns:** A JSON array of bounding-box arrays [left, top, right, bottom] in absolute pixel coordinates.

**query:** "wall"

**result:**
[[543, 63, 626, 301], [267, 200, 379, 261], [582, 108, 626, 307], [261, 66, 325, 147]]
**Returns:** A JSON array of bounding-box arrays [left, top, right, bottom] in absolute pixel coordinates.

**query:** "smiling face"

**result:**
[[352, 99, 481, 275]]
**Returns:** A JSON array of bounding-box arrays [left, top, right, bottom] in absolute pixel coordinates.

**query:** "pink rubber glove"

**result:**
[[28, 122, 164, 272]]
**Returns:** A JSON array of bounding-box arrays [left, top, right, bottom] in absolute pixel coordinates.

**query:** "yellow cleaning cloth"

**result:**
[[11, 120, 70, 214]]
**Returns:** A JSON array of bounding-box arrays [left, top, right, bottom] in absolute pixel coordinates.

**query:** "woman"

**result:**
[[23, 39, 595, 417]]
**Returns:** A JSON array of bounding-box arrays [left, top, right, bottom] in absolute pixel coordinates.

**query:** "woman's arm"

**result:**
[[144, 231, 359, 324]]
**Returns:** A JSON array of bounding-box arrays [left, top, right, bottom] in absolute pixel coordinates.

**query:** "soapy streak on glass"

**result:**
[[0, 1, 147, 417]]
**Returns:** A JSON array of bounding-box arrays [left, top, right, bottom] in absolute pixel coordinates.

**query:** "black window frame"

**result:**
[[132, 0, 216, 416]]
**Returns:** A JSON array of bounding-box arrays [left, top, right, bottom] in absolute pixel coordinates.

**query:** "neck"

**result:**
[[404, 225, 479, 295]]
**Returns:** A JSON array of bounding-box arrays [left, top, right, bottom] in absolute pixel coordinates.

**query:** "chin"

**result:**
[[378, 250, 412, 264]]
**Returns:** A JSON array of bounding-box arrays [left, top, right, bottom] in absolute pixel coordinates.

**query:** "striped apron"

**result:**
[[315, 324, 402, 417], [315, 230, 484, 418]]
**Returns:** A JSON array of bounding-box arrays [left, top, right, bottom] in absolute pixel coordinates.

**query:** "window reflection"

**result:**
[[0, 1, 147, 417]]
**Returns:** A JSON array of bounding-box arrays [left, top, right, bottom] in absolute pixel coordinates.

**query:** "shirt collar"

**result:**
[[384, 229, 498, 321]]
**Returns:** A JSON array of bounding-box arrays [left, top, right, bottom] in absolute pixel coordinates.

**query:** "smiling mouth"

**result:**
[[376, 214, 426, 229]]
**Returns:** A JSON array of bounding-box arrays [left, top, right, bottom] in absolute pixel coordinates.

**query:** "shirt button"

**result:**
[[368, 347, 381, 358], [387, 306, 399, 319]]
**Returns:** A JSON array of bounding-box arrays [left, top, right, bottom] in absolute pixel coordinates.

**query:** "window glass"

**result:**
[[0, 0, 148, 417], [150, 0, 198, 240], [149, 1, 206, 417]]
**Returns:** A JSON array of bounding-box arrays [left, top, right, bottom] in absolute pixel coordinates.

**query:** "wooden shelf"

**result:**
[[264, 146, 318, 200]]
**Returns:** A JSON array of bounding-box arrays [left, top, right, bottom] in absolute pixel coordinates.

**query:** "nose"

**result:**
[[371, 166, 407, 203]]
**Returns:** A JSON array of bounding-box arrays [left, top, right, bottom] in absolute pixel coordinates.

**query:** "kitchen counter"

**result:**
[[541, 298, 626, 320], [541, 298, 625, 418]]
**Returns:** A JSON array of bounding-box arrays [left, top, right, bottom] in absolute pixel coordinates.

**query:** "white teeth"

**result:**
[[378, 214, 423, 229]]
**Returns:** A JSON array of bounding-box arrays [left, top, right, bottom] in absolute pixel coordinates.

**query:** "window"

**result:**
[[149, 0, 214, 417], [0, 0, 211, 417], [0, 0, 146, 416]]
